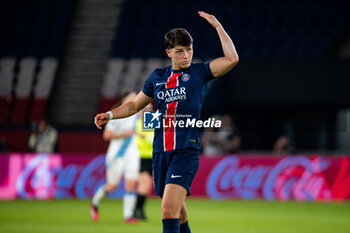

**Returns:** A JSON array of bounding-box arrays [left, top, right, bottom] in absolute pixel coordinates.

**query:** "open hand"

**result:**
[[94, 113, 109, 129], [198, 11, 221, 29]]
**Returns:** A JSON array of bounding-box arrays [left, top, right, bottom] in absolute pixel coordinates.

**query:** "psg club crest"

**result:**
[[143, 110, 162, 129], [182, 74, 190, 82]]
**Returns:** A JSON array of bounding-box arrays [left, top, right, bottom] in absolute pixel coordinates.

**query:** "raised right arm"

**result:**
[[198, 11, 239, 78]]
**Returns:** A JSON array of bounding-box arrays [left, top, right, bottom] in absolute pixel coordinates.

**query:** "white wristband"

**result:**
[[106, 111, 113, 120]]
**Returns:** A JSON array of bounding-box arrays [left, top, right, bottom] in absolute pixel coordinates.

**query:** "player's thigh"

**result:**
[[106, 158, 124, 186], [138, 172, 153, 194], [125, 178, 138, 192], [124, 149, 140, 180]]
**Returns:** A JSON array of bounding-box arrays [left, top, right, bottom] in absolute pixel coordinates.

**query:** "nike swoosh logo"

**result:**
[[171, 174, 182, 178], [156, 82, 165, 86]]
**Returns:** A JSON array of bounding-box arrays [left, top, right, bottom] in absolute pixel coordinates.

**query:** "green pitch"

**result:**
[[1, 199, 349, 233]]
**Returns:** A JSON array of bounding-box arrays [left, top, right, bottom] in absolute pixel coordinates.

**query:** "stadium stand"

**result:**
[[100, 0, 350, 100], [47, 0, 122, 126], [0, 0, 74, 124], [1, 0, 349, 153]]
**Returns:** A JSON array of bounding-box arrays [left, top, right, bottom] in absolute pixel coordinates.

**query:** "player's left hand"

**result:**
[[198, 11, 222, 29], [94, 113, 109, 129]]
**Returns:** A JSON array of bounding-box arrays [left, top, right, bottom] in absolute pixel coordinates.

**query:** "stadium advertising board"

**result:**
[[193, 155, 350, 200], [0, 153, 124, 200], [0, 153, 349, 201]]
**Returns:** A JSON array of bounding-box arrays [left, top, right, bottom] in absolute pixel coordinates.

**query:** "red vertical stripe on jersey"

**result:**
[[165, 72, 180, 89], [164, 101, 177, 151], [164, 72, 182, 151]]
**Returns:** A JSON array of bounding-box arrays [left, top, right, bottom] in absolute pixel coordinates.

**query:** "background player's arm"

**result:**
[[198, 11, 239, 78], [103, 129, 134, 141], [94, 91, 153, 129]]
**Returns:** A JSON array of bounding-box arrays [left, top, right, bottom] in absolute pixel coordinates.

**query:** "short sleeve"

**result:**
[[201, 61, 215, 81], [142, 71, 155, 98]]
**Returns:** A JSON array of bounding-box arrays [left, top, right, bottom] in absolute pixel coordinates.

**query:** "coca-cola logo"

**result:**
[[16, 154, 62, 199], [75, 155, 106, 198], [263, 156, 330, 200], [64, 155, 124, 199], [15, 154, 125, 200], [206, 156, 331, 200], [74, 155, 125, 199]]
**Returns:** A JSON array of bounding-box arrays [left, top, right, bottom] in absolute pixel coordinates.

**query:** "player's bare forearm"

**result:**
[[112, 102, 139, 119], [198, 11, 239, 78], [109, 91, 153, 119], [94, 103, 136, 130], [103, 129, 134, 141], [94, 91, 153, 129]]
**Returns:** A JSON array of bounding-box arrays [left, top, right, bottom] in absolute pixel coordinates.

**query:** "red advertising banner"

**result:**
[[0, 153, 349, 201], [192, 155, 350, 201]]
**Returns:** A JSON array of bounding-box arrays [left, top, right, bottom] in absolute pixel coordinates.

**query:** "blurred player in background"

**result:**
[[133, 103, 154, 220], [28, 119, 58, 153], [90, 91, 140, 224], [94, 11, 238, 233]]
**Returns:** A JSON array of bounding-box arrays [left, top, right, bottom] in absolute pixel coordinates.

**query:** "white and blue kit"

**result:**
[[105, 114, 140, 185]]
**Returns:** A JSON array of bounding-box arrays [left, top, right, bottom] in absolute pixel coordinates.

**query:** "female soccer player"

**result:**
[[94, 11, 238, 233]]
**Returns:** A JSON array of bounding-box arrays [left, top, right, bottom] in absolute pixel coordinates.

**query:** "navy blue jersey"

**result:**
[[142, 62, 214, 152]]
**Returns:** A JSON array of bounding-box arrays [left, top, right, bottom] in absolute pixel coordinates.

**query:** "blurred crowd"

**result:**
[[201, 114, 241, 157], [200, 114, 294, 157], [0, 114, 296, 156]]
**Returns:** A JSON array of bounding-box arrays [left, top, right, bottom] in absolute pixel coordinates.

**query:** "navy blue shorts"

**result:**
[[152, 148, 200, 197]]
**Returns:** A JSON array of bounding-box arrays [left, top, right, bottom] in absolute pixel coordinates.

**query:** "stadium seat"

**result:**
[[101, 59, 125, 98], [110, 0, 349, 60], [97, 97, 120, 114], [0, 97, 11, 123], [29, 98, 47, 122], [11, 97, 29, 124], [0, 1, 75, 125], [122, 59, 144, 91]]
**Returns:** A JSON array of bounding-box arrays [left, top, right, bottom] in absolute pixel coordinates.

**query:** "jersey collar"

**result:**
[[171, 64, 191, 74]]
